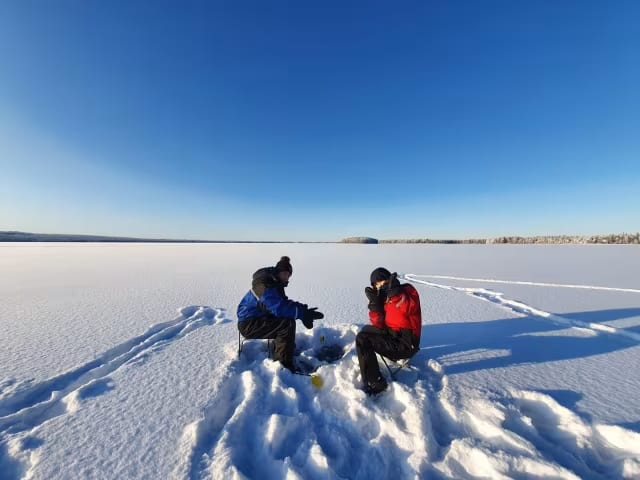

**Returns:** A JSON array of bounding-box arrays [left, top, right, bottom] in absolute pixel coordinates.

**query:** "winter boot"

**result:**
[[364, 376, 388, 396]]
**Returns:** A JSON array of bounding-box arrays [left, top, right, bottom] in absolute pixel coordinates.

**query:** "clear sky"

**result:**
[[1, 1, 638, 241]]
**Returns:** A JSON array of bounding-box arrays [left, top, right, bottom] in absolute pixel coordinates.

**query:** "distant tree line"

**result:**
[[483, 233, 640, 245], [344, 233, 640, 245], [380, 238, 487, 244]]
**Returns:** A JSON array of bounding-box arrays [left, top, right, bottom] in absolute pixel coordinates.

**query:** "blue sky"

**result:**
[[1, 1, 638, 241]]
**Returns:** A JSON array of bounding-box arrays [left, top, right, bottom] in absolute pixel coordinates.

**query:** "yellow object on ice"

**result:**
[[310, 374, 323, 388]]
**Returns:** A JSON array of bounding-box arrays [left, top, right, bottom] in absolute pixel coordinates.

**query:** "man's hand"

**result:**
[[365, 286, 384, 312], [302, 307, 324, 329]]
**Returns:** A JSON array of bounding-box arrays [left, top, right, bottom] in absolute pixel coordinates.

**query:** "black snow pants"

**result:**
[[356, 325, 416, 384], [238, 316, 296, 367]]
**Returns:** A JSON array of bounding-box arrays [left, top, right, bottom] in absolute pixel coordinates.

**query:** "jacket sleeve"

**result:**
[[398, 284, 422, 340], [260, 287, 307, 320], [368, 310, 386, 328]]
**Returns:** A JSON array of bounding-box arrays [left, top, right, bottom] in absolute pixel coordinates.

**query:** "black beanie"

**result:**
[[370, 267, 391, 285], [275, 256, 293, 274]]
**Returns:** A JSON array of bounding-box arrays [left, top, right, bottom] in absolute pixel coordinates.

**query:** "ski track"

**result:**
[[0, 305, 226, 479], [405, 274, 640, 294], [404, 274, 640, 343]]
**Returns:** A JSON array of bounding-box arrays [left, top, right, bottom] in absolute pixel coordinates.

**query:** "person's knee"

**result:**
[[277, 318, 295, 336], [356, 331, 371, 349], [237, 322, 248, 338]]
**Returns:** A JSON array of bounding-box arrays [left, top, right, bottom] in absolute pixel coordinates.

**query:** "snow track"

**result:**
[[405, 274, 640, 342], [0, 306, 225, 478], [405, 275, 640, 294], [424, 369, 640, 479]]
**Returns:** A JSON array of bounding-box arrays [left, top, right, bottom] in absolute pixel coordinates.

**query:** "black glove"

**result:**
[[365, 286, 384, 312], [302, 307, 324, 329]]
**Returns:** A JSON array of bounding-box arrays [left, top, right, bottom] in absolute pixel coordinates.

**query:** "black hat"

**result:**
[[276, 256, 293, 274], [370, 267, 391, 285]]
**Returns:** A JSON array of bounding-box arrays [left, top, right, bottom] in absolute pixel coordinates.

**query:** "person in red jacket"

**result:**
[[356, 267, 422, 395]]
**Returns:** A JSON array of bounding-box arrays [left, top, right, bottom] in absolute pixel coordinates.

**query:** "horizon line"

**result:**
[[1, 230, 639, 244]]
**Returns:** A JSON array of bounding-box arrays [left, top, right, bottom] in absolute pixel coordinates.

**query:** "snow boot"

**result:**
[[364, 376, 388, 396]]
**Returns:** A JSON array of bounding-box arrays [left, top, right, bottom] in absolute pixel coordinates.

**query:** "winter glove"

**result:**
[[302, 307, 324, 329], [365, 286, 384, 312]]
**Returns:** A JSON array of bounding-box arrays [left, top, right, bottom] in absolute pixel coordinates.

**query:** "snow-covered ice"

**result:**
[[1, 243, 639, 479]]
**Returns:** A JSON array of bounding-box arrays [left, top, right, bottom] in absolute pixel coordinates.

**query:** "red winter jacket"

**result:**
[[369, 283, 422, 347]]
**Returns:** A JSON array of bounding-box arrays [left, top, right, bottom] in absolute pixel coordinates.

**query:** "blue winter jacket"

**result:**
[[237, 267, 308, 322]]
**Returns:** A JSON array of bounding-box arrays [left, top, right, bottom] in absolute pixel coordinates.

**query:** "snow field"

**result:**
[[2, 244, 640, 479], [0, 305, 227, 478], [170, 322, 640, 479]]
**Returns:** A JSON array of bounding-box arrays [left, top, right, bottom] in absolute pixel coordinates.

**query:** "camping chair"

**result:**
[[238, 330, 274, 359], [377, 353, 411, 381]]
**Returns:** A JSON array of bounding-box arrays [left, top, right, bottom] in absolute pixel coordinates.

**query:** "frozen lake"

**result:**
[[1, 243, 639, 479]]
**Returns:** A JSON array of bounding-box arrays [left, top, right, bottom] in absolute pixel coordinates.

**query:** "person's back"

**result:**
[[237, 266, 294, 322]]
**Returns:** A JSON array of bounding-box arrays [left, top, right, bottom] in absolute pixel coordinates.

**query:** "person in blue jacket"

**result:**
[[237, 256, 324, 371]]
